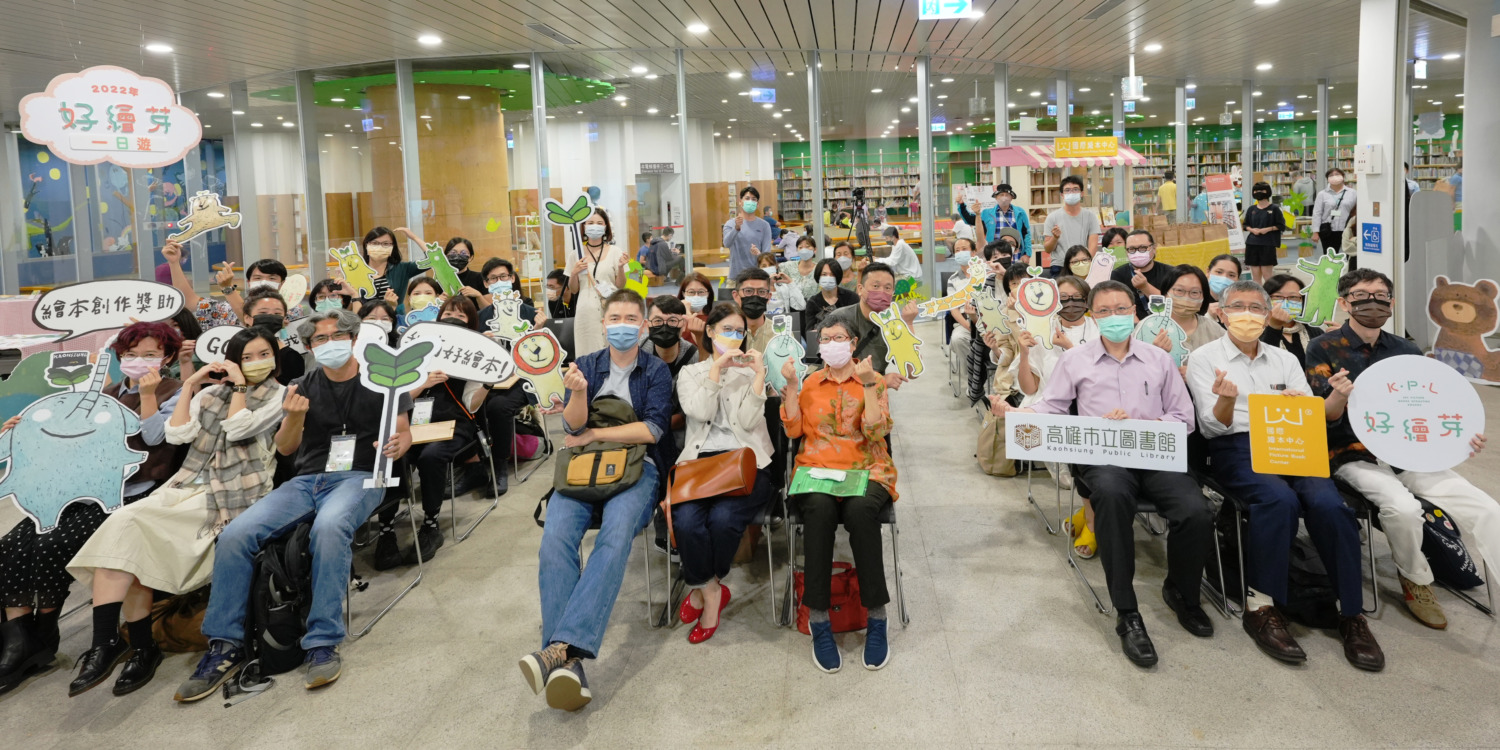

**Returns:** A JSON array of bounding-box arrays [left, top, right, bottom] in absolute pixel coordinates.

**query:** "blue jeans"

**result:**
[[539, 462, 658, 659], [201, 471, 384, 649]]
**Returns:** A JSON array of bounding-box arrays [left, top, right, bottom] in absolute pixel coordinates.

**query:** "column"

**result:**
[[807, 51, 825, 251], [1242, 80, 1255, 189], [180, 142, 210, 292], [1113, 92, 1126, 217], [0, 131, 25, 293], [228, 80, 261, 268], [531, 52, 554, 272], [994, 62, 1009, 186], [295, 70, 329, 284], [1316, 79, 1329, 193], [1055, 73, 1070, 134], [1459, 0, 1497, 279], [69, 164, 96, 282], [1355, 0, 1407, 305], [917, 56, 936, 291], [1175, 84, 1188, 224], [676, 49, 694, 268]]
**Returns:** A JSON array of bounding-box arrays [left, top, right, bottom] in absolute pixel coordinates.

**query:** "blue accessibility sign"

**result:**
[[1361, 222, 1382, 255]]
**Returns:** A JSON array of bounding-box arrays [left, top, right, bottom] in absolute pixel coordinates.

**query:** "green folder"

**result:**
[[789, 467, 870, 497]]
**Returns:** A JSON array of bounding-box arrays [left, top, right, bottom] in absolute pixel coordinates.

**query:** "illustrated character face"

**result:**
[[515, 330, 561, 375], [1017, 278, 1059, 317]]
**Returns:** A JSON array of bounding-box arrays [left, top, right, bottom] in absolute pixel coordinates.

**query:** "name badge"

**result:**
[[412, 397, 435, 426], [326, 435, 357, 473]]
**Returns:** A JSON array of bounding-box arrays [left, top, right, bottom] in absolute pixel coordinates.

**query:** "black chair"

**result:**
[[542, 317, 577, 365]]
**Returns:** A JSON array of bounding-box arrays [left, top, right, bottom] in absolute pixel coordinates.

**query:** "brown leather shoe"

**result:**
[[1338, 615, 1385, 672], [1242, 605, 1307, 664]]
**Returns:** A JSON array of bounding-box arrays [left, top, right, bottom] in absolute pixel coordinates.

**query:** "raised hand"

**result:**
[[1327, 368, 1354, 397], [1016, 330, 1037, 349], [1052, 328, 1074, 350], [1152, 327, 1172, 352], [563, 362, 588, 393], [214, 262, 235, 288], [383, 289, 399, 305], [283, 384, 310, 414], [179, 339, 197, 363], [160, 241, 183, 264], [1132, 269, 1149, 289], [854, 356, 878, 385], [1470, 433, 1487, 458], [138, 368, 162, 391], [780, 358, 798, 386], [1211, 368, 1239, 400], [220, 360, 246, 385], [422, 370, 449, 390], [744, 348, 766, 376], [1268, 304, 1293, 328], [2, 415, 21, 433]]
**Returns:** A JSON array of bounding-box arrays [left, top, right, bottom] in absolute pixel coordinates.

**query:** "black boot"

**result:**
[[0, 617, 54, 694], [112, 644, 163, 696], [69, 637, 133, 697], [402, 520, 445, 565], [373, 527, 403, 571]]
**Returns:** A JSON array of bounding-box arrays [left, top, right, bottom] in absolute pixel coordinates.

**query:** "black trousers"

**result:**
[[0, 491, 148, 609], [1075, 465, 1213, 611], [414, 418, 480, 518], [796, 483, 893, 612], [480, 383, 532, 467]]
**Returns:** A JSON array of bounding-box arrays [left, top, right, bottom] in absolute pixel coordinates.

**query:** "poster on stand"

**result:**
[[1203, 174, 1246, 251]]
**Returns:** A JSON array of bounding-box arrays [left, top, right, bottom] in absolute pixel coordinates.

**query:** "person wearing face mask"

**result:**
[[1160, 265, 1226, 356], [1187, 280, 1381, 671], [1308, 269, 1499, 635], [641, 296, 701, 457], [676, 272, 718, 349], [779, 236, 822, 301], [175, 309, 411, 701], [1042, 176, 1099, 272], [780, 319, 899, 672], [993, 228, 1026, 266], [1259, 274, 1312, 366], [401, 277, 446, 327], [959, 184, 1031, 252], [880, 225, 922, 280], [475, 258, 544, 333], [1110, 229, 1177, 318], [521, 289, 672, 711], [242, 288, 307, 387], [946, 237, 981, 361], [365, 227, 423, 307], [998, 280, 1210, 668], [437, 237, 486, 303], [1241, 182, 1287, 284], [722, 186, 773, 278], [545, 269, 574, 319], [1312, 168, 1356, 254], [815, 263, 919, 390], [756, 252, 806, 320], [731, 268, 785, 353], [310, 278, 353, 313], [567, 208, 628, 359], [67, 328, 284, 698], [801, 258, 858, 347], [357, 301, 400, 347], [0, 323, 186, 696], [831, 242, 858, 290], [1058, 245, 1094, 281]]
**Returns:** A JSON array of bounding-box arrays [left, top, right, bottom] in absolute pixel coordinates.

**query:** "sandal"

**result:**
[[1064, 508, 1097, 560]]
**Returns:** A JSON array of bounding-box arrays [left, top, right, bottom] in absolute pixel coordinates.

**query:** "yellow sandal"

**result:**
[[1064, 508, 1097, 559]]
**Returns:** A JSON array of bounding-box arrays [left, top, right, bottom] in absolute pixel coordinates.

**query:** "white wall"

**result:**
[[1456, 0, 1497, 280], [228, 131, 371, 196]]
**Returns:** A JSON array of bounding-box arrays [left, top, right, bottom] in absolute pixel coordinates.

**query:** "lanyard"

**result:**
[[442, 382, 477, 422]]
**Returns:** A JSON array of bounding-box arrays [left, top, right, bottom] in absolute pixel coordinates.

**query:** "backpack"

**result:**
[[1206, 504, 1340, 627], [1421, 499, 1485, 590], [513, 404, 549, 461], [795, 562, 868, 635], [245, 522, 314, 677]]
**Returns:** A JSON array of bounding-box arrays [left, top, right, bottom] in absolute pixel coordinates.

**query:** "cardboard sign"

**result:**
[[763, 315, 807, 392], [399, 322, 517, 385], [1003, 411, 1187, 472], [279, 274, 309, 311], [1428, 276, 1500, 383], [917, 257, 986, 319], [197, 325, 245, 365], [544, 193, 596, 266], [416, 242, 464, 297], [401, 301, 442, 332], [512, 327, 567, 409], [869, 308, 923, 379], [484, 290, 533, 342], [1293, 252, 1348, 327], [0, 351, 79, 424], [1203, 174, 1246, 251], [19, 65, 203, 169], [1248, 394, 1329, 477], [355, 338, 439, 488], [0, 353, 147, 532], [1084, 250, 1117, 286], [329, 241, 378, 299], [1013, 268, 1059, 349], [1348, 354, 1485, 472], [973, 287, 1012, 336], [1132, 295, 1189, 366], [167, 191, 241, 242], [32, 279, 184, 340]]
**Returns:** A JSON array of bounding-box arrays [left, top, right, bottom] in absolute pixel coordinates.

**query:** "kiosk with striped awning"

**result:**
[[988, 142, 1150, 169]]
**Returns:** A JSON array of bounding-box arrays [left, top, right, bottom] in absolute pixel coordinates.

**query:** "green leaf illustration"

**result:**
[[361, 340, 435, 390], [363, 344, 396, 368], [566, 195, 592, 222], [45, 366, 91, 387]]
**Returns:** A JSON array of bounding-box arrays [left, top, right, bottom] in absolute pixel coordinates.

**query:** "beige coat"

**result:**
[[676, 358, 775, 469]]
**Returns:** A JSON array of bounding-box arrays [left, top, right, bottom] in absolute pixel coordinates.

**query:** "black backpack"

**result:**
[[1208, 503, 1341, 628], [245, 522, 314, 678], [1420, 498, 1485, 590]]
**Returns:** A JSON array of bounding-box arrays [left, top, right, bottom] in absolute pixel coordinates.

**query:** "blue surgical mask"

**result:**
[[313, 339, 354, 368], [798, 248, 815, 261], [1208, 275, 1234, 297], [1275, 299, 1304, 316], [684, 295, 708, 312], [489, 280, 513, 296], [606, 323, 642, 351], [818, 276, 837, 290], [1097, 315, 1135, 343], [954, 251, 972, 266]]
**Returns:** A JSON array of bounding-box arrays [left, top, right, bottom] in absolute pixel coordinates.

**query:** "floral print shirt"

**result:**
[[193, 297, 237, 328], [1305, 322, 1421, 469], [781, 368, 898, 500]]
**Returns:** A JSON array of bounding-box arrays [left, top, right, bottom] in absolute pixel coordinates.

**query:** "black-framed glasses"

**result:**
[[737, 288, 772, 299], [1345, 292, 1392, 303], [309, 331, 354, 346], [649, 315, 686, 327]]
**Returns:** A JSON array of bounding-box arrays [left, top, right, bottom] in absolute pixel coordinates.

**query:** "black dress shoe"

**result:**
[[69, 638, 133, 697], [0, 619, 55, 695], [1162, 581, 1214, 638], [112, 645, 163, 696], [1243, 605, 1307, 664], [373, 530, 403, 571], [1115, 611, 1158, 668]]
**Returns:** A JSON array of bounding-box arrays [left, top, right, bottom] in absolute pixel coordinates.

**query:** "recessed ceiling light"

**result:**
[[419, 114, 431, 119], [901, 107, 911, 112], [729, 118, 737, 122], [1149, 114, 1158, 118], [871, 88, 883, 93], [1254, 0, 1279, 5], [722, 99, 728, 103], [1256, 62, 1273, 71], [1295, 111, 1304, 116], [772, 112, 782, 118], [330, 97, 346, 103], [787, 71, 795, 77], [1144, 43, 1162, 52], [232, 110, 245, 115], [782, 108, 791, 112], [1442, 52, 1461, 60], [937, 95, 948, 99], [892, 119, 899, 123], [1140, 96, 1151, 102], [647, 108, 658, 114], [576, 110, 582, 114], [1186, 84, 1197, 91], [250, 122, 263, 127], [457, 95, 472, 100], [713, 132, 721, 136], [645, 74, 658, 80], [1343, 104, 1353, 108], [512, 63, 530, 69], [941, 78, 954, 83], [144, 43, 173, 53], [614, 95, 627, 102], [1030, 91, 1041, 97], [1079, 87, 1091, 92], [1456, 93, 1464, 98], [417, 34, 442, 46], [1431, 101, 1442, 106], [631, 66, 648, 74], [1007, 103, 1016, 108], [1252, 91, 1263, 97], [1091, 109, 1100, 115], [728, 71, 743, 79], [1296, 94, 1308, 99], [206, 92, 225, 99], [1234, 110, 1242, 114], [687, 22, 709, 33], [1277, 101, 1288, 106], [762, 103, 772, 109]]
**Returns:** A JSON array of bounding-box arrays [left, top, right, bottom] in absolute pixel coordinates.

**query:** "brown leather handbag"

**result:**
[[661, 448, 758, 546]]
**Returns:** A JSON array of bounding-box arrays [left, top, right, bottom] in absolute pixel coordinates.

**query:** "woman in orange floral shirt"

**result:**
[[779, 318, 897, 674]]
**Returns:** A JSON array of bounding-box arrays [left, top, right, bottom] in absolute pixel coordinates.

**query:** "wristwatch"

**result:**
[[221, 284, 239, 293], [230, 384, 249, 393]]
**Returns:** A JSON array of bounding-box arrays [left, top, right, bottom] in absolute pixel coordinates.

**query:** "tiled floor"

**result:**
[[4, 319, 1500, 748]]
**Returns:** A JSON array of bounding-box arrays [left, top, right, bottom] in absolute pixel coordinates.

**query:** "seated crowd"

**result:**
[[0, 220, 1495, 720]]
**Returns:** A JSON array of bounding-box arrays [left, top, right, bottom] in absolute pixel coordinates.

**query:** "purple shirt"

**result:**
[[1031, 337, 1196, 431]]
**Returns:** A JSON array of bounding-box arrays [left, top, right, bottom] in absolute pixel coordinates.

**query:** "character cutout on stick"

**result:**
[[512, 327, 567, 409], [1428, 276, 1500, 382], [1293, 251, 1348, 327], [623, 260, 651, 298], [166, 191, 241, 242], [916, 257, 986, 319], [762, 315, 808, 392], [869, 308, 924, 379], [278, 273, 309, 311], [355, 339, 437, 488], [0, 353, 147, 532], [329, 241, 378, 299], [1133, 294, 1189, 366], [1085, 250, 1118, 286], [1013, 267, 1060, 349], [417, 241, 465, 297], [485, 290, 532, 342], [973, 285, 1012, 337]]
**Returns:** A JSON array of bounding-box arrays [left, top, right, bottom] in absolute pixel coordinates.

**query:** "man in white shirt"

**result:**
[[880, 225, 922, 280], [952, 213, 976, 245], [1185, 280, 1381, 672]]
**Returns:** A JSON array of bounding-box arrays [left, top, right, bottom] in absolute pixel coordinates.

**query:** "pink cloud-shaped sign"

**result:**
[[20, 65, 202, 169]]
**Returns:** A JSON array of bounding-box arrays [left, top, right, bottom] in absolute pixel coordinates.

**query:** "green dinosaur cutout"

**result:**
[[416, 241, 464, 296], [1294, 251, 1348, 327]]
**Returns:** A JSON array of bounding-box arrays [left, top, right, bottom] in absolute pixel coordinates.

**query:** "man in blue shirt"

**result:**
[[958, 184, 1030, 256], [723, 186, 773, 279], [519, 289, 672, 712], [1447, 162, 1463, 203], [763, 207, 779, 238]]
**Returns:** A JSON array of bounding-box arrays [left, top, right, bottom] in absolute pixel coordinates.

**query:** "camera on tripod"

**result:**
[[851, 186, 866, 209]]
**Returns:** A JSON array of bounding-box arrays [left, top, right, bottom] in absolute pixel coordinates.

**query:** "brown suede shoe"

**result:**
[[1399, 575, 1448, 630], [1338, 615, 1385, 672], [1242, 605, 1307, 664]]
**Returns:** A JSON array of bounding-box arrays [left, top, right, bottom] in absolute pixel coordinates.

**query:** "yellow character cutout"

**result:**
[[513, 328, 566, 409], [329, 241, 377, 299], [916, 256, 987, 319], [869, 307, 924, 379]]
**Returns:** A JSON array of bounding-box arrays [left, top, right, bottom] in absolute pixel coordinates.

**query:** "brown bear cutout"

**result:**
[[1428, 276, 1500, 381]]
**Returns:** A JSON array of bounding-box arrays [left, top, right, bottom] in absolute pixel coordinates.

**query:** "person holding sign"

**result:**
[[365, 227, 425, 306], [1307, 268, 1499, 633], [818, 263, 920, 390], [567, 209, 628, 359], [1186, 280, 1381, 671], [781, 318, 897, 673], [1000, 280, 1210, 668], [174, 309, 411, 702]]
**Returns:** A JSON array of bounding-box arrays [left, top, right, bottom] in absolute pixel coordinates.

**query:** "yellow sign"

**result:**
[[1053, 136, 1119, 159], [1248, 394, 1329, 477]]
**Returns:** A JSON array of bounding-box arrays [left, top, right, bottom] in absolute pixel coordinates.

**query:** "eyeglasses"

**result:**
[[1125, 244, 1153, 253], [819, 334, 852, 344], [1224, 303, 1270, 314], [309, 332, 354, 346], [1059, 295, 1086, 304], [1270, 295, 1301, 302], [649, 316, 686, 327], [485, 274, 512, 284], [737, 288, 771, 299], [1345, 292, 1392, 303], [1062, 188, 1082, 194], [715, 328, 747, 338], [1170, 289, 1204, 300], [1092, 306, 1135, 318]]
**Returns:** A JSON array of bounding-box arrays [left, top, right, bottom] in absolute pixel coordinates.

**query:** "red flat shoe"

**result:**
[[688, 585, 731, 644], [678, 593, 703, 625]]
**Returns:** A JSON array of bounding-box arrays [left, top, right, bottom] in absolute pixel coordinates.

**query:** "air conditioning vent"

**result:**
[[526, 23, 579, 45], [1082, 0, 1127, 20]]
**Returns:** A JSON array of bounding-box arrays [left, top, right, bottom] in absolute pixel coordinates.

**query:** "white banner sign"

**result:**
[[197, 326, 245, 365], [31, 279, 185, 341], [1347, 354, 1485, 472], [19, 65, 203, 169], [1203, 174, 1246, 251], [1003, 411, 1188, 472], [399, 322, 516, 384]]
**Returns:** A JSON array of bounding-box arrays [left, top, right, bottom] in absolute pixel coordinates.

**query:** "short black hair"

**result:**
[[224, 328, 281, 381], [1101, 227, 1129, 247], [1209, 254, 1243, 277], [640, 231, 653, 244], [546, 268, 568, 285], [1326, 167, 1345, 179], [813, 258, 843, 285], [1126, 229, 1156, 246], [1001, 263, 1030, 295], [602, 288, 646, 318], [310, 278, 352, 309], [1060, 175, 1084, 192], [1263, 273, 1303, 296], [169, 307, 203, 340], [363, 226, 401, 263], [1088, 279, 1135, 311], [438, 295, 480, 330], [1164, 170, 1175, 181], [649, 294, 686, 316], [358, 300, 397, 321], [481, 257, 516, 280], [739, 185, 760, 201], [443, 237, 473, 255], [859, 262, 895, 285], [1251, 181, 1272, 196], [1338, 268, 1393, 297], [661, 226, 674, 238], [1164, 264, 1212, 315], [734, 267, 771, 287], [246, 259, 287, 281], [241, 288, 288, 318], [982, 240, 1008, 262]]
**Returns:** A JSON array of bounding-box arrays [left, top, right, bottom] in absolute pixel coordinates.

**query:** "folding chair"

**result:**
[[1025, 461, 1063, 536], [345, 461, 425, 639], [512, 409, 555, 484], [445, 428, 502, 543]]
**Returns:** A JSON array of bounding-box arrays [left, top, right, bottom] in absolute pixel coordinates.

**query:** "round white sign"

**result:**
[[196, 325, 245, 365], [1347, 354, 1485, 472]]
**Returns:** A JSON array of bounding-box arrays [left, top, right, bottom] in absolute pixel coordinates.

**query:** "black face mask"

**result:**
[[647, 324, 680, 348], [446, 252, 470, 271], [1059, 300, 1089, 322], [440, 315, 469, 328], [1253, 191, 1271, 201], [739, 296, 768, 319], [1348, 298, 1392, 329], [251, 314, 285, 332]]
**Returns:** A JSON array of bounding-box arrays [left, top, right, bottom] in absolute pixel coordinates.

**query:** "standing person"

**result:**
[[1291, 170, 1316, 214], [960, 184, 1030, 254], [652, 227, 684, 283], [1109, 229, 1176, 318], [1311, 168, 1355, 254], [1189, 179, 1210, 224], [1157, 170, 1178, 216], [1446, 161, 1462, 203], [365, 227, 424, 307], [519, 290, 671, 712], [1042, 176, 1099, 273], [781, 320, 898, 672], [568, 208, 628, 358], [723, 186, 773, 278], [803, 258, 858, 342], [998, 280, 1212, 667], [817, 263, 919, 389], [880, 225, 921, 280], [67, 328, 285, 698], [173, 309, 411, 701], [1308, 268, 1500, 634], [1404, 162, 1419, 197], [671, 303, 775, 644], [1191, 280, 1379, 671], [1241, 182, 1286, 284]]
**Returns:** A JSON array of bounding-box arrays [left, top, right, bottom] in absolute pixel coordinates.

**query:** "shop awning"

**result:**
[[989, 144, 1149, 169]]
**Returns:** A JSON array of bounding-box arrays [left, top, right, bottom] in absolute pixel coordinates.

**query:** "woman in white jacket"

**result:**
[[671, 302, 776, 645]]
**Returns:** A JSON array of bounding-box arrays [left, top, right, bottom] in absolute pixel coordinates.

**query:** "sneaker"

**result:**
[[519, 642, 569, 695], [303, 646, 341, 689], [402, 522, 445, 565], [1399, 574, 1448, 630], [810, 620, 841, 674], [373, 529, 403, 571], [174, 641, 245, 702], [863, 618, 890, 670], [544, 657, 592, 711]]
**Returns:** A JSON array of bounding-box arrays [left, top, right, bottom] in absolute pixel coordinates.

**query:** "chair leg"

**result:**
[[346, 488, 424, 639], [1200, 509, 1233, 620], [1026, 463, 1059, 536], [1361, 514, 1380, 617], [783, 521, 801, 628], [513, 412, 553, 484], [449, 438, 500, 544], [763, 512, 780, 626], [1063, 485, 1110, 615], [1234, 506, 1248, 619], [888, 520, 909, 627]]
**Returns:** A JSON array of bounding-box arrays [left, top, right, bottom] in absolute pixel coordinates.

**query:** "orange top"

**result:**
[[781, 368, 898, 501]]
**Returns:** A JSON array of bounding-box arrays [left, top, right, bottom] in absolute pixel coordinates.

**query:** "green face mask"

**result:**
[[1097, 314, 1135, 343], [315, 298, 342, 313]]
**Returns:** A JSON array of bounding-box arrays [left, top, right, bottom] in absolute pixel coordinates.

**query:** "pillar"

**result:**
[[1316, 79, 1329, 193], [296, 70, 329, 283], [1113, 92, 1126, 218], [917, 56, 936, 291], [808, 51, 825, 250], [1175, 84, 1188, 224], [1355, 0, 1407, 328], [994, 63, 1010, 186], [1242, 80, 1255, 188]]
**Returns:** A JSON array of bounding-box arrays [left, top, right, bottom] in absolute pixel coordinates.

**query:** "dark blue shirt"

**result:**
[[1305, 322, 1421, 469], [562, 347, 675, 472]]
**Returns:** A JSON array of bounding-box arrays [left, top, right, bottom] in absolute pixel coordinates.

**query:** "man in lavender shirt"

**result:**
[[722, 185, 773, 280], [997, 280, 1213, 668]]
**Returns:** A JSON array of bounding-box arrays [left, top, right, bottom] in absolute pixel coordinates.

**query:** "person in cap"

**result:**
[[958, 184, 1031, 255]]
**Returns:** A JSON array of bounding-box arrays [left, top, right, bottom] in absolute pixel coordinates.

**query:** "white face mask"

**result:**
[[1063, 192, 1082, 206], [248, 279, 280, 293], [584, 224, 606, 239], [367, 319, 393, 334]]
